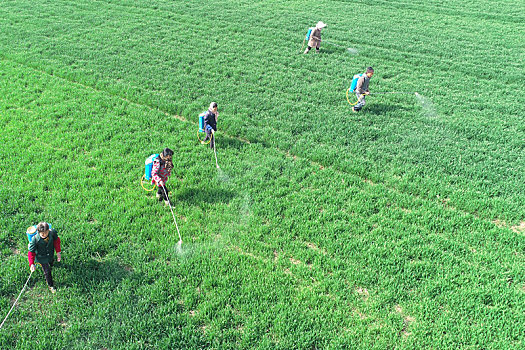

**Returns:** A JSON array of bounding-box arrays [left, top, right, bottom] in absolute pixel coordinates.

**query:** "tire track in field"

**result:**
[[3, 55, 520, 237]]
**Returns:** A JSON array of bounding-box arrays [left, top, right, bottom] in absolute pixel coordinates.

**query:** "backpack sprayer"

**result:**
[[299, 27, 314, 53], [346, 73, 364, 106], [26, 223, 52, 244], [197, 112, 211, 145], [141, 154, 159, 191]]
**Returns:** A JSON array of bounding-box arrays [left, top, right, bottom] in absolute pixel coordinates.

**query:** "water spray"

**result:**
[[162, 186, 182, 248], [0, 270, 33, 330]]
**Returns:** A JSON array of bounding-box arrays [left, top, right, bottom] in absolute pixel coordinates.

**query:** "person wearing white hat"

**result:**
[[304, 21, 327, 54]]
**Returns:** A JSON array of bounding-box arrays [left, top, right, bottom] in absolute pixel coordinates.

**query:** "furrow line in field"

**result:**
[[2, 57, 522, 341], [7, 0, 517, 86], [351, 0, 525, 24], [3, 56, 519, 236]]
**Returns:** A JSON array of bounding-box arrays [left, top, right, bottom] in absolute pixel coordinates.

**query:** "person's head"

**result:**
[[36, 222, 49, 238], [365, 67, 374, 78], [316, 21, 327, 29], [161, 148, 174, 161], [209, 102, 218, 113]]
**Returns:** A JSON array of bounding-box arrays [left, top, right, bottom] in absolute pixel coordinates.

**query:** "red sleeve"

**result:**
[[28, 251, 35, 266], [54, 236, 61, 253]]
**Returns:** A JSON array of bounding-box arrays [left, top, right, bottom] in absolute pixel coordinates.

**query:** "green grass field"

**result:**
[[1, 0, 524, 348]]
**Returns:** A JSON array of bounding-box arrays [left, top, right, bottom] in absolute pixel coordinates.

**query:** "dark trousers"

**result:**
[[157, 185, 169, 202], [205, 129, 215, 149], [304, 45, 320, 53], [41, 262, 54, 287]]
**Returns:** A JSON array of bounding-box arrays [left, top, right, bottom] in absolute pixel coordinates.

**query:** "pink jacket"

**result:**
[[151, 157, 171, 186]]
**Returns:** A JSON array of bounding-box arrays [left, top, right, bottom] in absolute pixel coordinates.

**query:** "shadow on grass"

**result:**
[[175, 186, 236, 205], [57, 257, 134, 292], [216, 136, 246, 150], [361, 102, 410, 115]]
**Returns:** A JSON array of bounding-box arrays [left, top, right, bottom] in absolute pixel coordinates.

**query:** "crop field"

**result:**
[[0, 0, 524, 348]]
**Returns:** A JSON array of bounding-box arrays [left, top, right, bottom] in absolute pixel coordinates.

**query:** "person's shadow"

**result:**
[[56, 256, 133, 292], [214, 136, 246, 150], [361, 102, 410, 115]]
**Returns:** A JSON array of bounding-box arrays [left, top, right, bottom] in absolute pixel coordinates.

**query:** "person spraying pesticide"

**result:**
[[151, 148, 174, 206], [27, 222, 62, 294], [352, 67, 374, 112], [202, 102, 219, 150], [303, 21, 327, 54]]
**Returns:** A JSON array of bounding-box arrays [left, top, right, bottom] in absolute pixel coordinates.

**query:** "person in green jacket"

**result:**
[[28, 222, 62, 293]]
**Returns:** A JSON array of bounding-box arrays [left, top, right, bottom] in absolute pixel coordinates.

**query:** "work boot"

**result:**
[[156, 193, 161, 200], [352, 107, 359, 113], [164, 200, 170, 207], [49, 286, 56, 294], [303, 49, 309, 54]]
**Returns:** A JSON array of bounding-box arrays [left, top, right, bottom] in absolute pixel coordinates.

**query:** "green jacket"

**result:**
[[28, 229, 59, 264]]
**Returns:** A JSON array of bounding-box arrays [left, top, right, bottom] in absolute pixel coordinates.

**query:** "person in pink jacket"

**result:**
[[151, 148, 174, 205]]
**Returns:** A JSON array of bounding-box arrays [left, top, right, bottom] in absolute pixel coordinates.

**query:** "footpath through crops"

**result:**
[[0, 0, 524, 348]]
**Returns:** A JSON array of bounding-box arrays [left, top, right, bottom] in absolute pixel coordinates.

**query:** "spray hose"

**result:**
[[162, 186, 182, 244], [140, 174, 157, 191], [0, 270, 33, 330], [346, 88, 364, 106], [198, 129, 212, 144], [299, 37, 306, 54]]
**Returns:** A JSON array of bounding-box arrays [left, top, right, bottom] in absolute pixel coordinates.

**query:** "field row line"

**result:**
[[9, 0, 518, 87], [352, 0, 525, 24], [3, 55, 519, 236], [3, 58, 522, 315]]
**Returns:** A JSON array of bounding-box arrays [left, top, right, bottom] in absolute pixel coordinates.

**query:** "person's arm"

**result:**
[[28, 239, 36, 271], [52, 230, 62, 262], [28, 251, 36, 266], [53, 236, 61, 253]]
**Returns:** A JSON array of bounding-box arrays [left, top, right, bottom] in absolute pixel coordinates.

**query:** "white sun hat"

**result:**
[[317, 21, 327, 29]]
